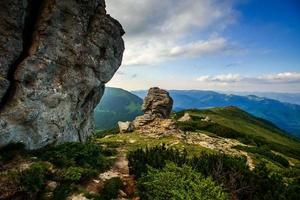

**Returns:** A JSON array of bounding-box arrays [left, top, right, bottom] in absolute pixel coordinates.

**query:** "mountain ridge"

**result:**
[[133, 89, 300, 137]]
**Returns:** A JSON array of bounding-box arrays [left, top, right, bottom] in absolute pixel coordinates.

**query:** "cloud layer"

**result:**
[[106, 0, 237, 66], [196, 72, 300, 84]]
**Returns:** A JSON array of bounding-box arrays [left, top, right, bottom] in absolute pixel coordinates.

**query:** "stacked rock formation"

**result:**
[[133, 87, 179, 135], [0, 0, 124, 149], [134, 87, 173, 127]]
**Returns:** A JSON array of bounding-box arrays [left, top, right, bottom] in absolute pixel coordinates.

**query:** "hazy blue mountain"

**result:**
[[94, 87, 143, 130], [223, 91, 300, 105], [133, 90, 300, 137]]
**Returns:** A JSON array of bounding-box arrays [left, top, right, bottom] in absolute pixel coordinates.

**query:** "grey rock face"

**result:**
[[134, 87, 173, 127], [0, 0, 124, 149]]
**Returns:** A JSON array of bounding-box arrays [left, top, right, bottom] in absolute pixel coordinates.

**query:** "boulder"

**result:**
[[133, 87, 180, 135], [142, 87, 173, 118], [134, 87, 173, 127], [45, 181, 58, 192], [0, 0, 124, 149], [178, 113, 192, 122], [201, 116, 212, 122], [118, 121, 134, 133]]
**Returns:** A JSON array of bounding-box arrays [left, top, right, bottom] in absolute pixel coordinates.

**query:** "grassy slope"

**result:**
[[94, 87, 143, 130], [183, 107, 300, 157], [96, 132, 216, 157]]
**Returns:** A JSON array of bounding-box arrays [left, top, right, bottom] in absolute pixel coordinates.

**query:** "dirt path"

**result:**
[[68, 147, 138, 200], [99, 148, 137, 199]]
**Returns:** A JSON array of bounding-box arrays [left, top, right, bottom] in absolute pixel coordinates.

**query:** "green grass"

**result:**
[[175, 107, 300, 160], [96, 132, 216, 156]]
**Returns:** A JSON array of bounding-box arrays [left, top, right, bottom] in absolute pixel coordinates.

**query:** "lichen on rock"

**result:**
[[0, 0, 125, 149]]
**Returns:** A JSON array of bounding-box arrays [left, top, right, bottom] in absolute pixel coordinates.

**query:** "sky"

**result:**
[[106, 0, 300, 93]]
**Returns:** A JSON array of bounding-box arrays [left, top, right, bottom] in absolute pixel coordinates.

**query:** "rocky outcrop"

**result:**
[[134, 87, 173, 127], [133, 87, 180, 135], [142, 87, 173, 119], [0, 0, 124, 149]]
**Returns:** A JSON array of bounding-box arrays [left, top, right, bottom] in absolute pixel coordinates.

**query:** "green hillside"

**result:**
[[94, 87, 143, 130], [175, 106, 300, 160], [2, 106, 300, 199], [96, 106, 300, 199]]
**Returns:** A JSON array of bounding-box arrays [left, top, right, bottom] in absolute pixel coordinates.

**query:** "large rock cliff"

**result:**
[[0, 0, 125, 149]]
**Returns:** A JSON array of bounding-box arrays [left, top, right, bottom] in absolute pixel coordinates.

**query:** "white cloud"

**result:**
[[169, 37, 228, 57], [261, 72, 300, 83], [197, 73, 242, 82], [123, 36, 229, 66], [196, 72, 300, 84], [106, 0, 238, 66]]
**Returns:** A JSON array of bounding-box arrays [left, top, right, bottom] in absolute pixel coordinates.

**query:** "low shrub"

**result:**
[[17, 162, 49, 194], [235, 145, 290, 167], [177, 120, 243, 139], [38, 142, 113, 170], [128, 145, 298, 200], [128, 144, 188, 178], [100, 177, 123, 200], [53, 183, 77, 200], [0, 143, 27, 164], [137, 163, 228, 200], [57, 167, 98, 183]]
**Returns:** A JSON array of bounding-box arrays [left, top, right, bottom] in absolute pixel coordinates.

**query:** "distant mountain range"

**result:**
[[133, 90, 300, 137], [222, 92, 300, 105], [93, 88, 300, 137], [94, 87, 142, 130]]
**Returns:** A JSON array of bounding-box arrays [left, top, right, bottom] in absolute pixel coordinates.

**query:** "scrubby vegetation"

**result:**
[[0, 143, 28, 164], [128, 145, 300, 200], [235, 145, 290, 167], [38, 142, 114, 170], [17, 162, 50, 194], [138, 163, 228, 200], [177, 119, 244, 139], [128, 145, 188, 178], [0, 142, 116, 199], [99, 177, 123, 200]]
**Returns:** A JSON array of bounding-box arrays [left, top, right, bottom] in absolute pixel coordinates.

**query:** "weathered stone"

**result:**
[[0, 0, 124, 149], [118, 121, 134, 133], [134, 87, 173, 128], [136, 118, 180, 136], [0, 0, 26, 102], [67, 194, 89, 200], [133, 87, 180, 135], [178, 113, 192, 122], [45, 181, 58, 192], [201, 116, 212, 122], [142, 87, 173, 119]]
